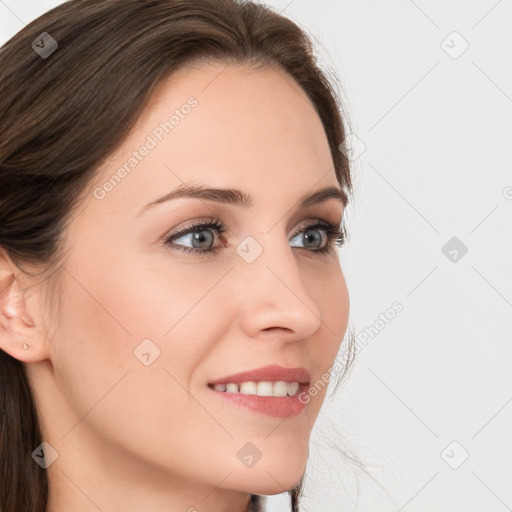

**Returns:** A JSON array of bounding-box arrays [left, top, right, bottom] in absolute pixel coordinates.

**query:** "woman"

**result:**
[[0, 0, 355, 510]]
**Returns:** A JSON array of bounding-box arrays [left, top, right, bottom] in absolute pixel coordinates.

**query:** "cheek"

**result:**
[[303, 264, 349, 413], [64, 246, 222, 347], [56, 247, 232, 399], [310, 262, 349, 350], [51, 260, 236, 475]]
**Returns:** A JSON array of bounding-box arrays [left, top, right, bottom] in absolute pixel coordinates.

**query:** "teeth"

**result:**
[[225, 383, 238, 393], [257, 381, 273, 396], [287, 382, 299, 396], [240, 381, 257, 395], [212, 381, 301, 397], [273, 381, 288, 397]]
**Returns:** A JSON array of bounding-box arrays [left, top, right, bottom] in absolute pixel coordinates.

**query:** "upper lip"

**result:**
[[208, 364, 311, 385]]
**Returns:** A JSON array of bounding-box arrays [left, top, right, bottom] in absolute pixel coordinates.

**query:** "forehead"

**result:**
[[86, 62, 338, 217]]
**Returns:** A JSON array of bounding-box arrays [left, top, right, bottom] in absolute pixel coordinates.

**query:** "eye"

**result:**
[[163, 218, 226, 255], [163, 217, 346, 256], [289, 220, 345, 254]]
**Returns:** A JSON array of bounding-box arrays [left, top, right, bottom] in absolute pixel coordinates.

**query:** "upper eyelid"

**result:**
[[169, 217, 339, 239], [291, 217, 340, 231]]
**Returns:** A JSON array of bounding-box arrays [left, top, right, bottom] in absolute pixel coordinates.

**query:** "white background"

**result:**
[[1, 1, 511, 511]]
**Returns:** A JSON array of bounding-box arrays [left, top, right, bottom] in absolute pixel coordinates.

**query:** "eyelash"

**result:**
[[163, 217, 346, 256]]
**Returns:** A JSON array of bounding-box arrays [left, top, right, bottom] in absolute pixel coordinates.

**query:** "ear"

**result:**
[[0, 250, 50, 363]]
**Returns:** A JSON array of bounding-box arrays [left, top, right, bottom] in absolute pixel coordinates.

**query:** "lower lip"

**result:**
[[207, 384, 308, 418]]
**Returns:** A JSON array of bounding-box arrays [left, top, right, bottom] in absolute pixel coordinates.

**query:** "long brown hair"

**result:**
[[0, 1, 353, 510]]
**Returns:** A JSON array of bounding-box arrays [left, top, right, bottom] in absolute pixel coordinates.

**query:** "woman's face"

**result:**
[[27, 62, 349, 505]]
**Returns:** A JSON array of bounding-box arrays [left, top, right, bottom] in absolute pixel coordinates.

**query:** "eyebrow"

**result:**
[[136, 182, 347, 217]]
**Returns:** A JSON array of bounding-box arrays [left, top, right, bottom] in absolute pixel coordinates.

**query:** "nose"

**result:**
[[234, 234, 323, 344]]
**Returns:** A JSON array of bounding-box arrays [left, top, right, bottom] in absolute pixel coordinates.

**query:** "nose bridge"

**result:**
[[234, 230, 323, 340]]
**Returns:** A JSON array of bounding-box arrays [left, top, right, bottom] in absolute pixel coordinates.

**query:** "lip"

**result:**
[[208, 364, 311, 386], [208, 385, 309, 418], [207, 364, 311, 418]]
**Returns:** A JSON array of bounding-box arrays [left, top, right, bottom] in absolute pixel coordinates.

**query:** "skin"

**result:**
[[0, 62, 349, 512]]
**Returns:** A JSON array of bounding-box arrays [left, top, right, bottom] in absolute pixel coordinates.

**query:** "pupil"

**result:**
[[304, 229, 322, 248], [192, 230, 213, 248]]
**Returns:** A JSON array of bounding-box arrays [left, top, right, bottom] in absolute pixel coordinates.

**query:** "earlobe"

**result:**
[[0, 267, 48, 363]]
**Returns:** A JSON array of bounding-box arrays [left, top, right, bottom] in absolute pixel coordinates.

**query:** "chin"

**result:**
[[244, 470, 305, 496], [230, 456, 307, 495]]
